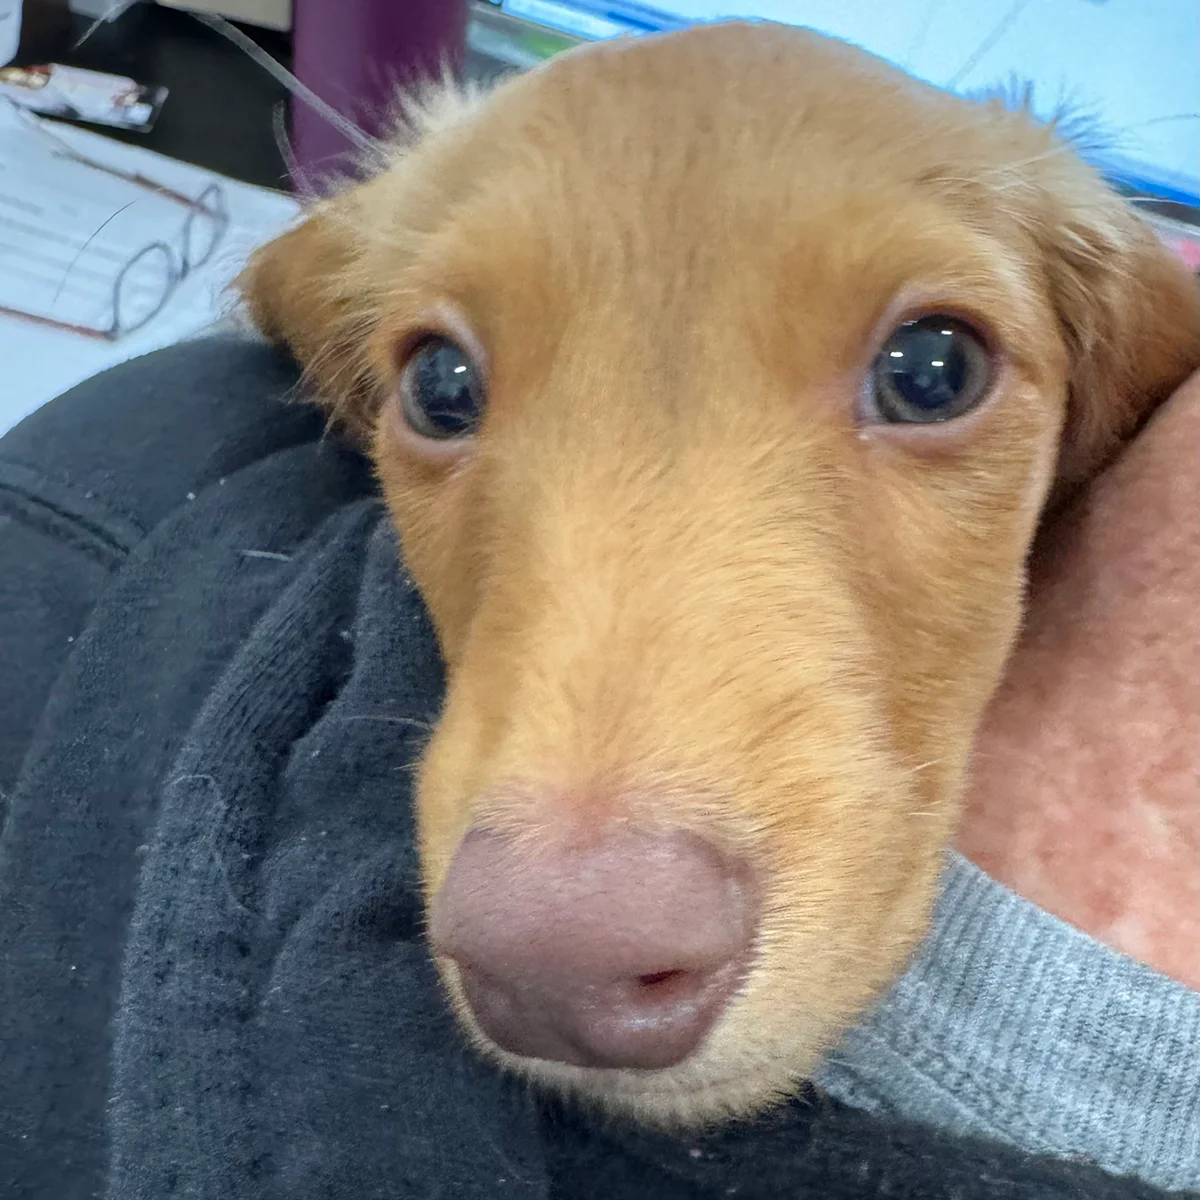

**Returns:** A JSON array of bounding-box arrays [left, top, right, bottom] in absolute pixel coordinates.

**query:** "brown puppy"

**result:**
[[241, 22, 1200, 1128]]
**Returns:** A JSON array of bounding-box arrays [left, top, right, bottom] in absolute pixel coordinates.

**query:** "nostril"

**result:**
[[431, 825, 758, 1070], [457, 958, 733, 1070], [638, 969, 684, 988]]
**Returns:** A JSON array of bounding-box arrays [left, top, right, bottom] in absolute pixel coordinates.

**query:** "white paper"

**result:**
[[0, 118, 195, 333], [0, 1, 19, 70], [0, 104, 301, 433]]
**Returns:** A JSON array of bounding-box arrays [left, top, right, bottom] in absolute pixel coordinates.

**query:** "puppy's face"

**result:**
[[244, 24, 1200, 1126]]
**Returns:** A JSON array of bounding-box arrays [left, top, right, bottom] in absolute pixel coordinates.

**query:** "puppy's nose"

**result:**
[[430, 828, 756, 1070]]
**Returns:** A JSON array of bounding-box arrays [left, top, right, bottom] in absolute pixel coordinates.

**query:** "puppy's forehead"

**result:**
[[480, 22, 1036, 192], [397, 23, 1051, 321]]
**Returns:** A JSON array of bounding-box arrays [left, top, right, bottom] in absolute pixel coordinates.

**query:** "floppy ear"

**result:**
[[239, 80, 490, 441], [1025, 163, 1200, 494], [238, 190, 392, 443]]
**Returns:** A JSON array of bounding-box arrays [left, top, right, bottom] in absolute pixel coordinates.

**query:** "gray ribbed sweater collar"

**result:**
[[816, 852, 1200, 1192]]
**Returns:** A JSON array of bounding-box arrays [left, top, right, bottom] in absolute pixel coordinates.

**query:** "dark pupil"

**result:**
[[880, 321, 969, 411], [411, 340, 480, 436]]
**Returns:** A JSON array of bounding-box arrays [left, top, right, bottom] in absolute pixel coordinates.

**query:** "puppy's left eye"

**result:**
[[869, 317, 992, 424], [399, 336, 485, 440]]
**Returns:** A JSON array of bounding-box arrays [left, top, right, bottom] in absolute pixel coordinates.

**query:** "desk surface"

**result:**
[[60, 5, 294, 191], [54, 6, 505, 192]]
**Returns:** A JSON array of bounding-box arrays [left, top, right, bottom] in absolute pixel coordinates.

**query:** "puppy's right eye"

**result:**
[[398, 336, 485, 440], [868, 317, 992, 425]]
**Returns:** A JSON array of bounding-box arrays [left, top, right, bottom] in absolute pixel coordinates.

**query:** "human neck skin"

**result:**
[[957, 374, 1200, 991]]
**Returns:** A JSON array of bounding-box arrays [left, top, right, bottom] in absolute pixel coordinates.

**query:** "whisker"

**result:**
[[330, 714, 435, 733], [187, 11, 380, 155], [900, 758, 942, 777], [49, 199, 139, 306], [946, 0, 1032, 91], [270, 101, 321, 201], [902, 0, 947, 72], [70, 0, 138, 50]]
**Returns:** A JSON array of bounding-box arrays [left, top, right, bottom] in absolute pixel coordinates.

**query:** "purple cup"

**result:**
[[290, 0, 468, 184]]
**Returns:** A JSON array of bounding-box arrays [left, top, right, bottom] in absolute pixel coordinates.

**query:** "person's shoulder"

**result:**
[[0, 334, 361, 540]]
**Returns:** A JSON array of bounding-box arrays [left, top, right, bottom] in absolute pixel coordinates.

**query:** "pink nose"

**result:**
[[429, 828, 756, 1070]]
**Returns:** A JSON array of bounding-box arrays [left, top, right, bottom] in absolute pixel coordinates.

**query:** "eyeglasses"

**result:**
[[0, 101, 231, 340], [103, 181, 230, 337]]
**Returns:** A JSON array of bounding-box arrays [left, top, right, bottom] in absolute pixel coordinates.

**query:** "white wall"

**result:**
[[658, 0, 1199, 200]]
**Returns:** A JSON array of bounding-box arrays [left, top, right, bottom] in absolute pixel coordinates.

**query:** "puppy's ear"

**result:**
[[239, 196, 385, 442], [1025, 160, 1200, 493], [239, 80, 490, 441]]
